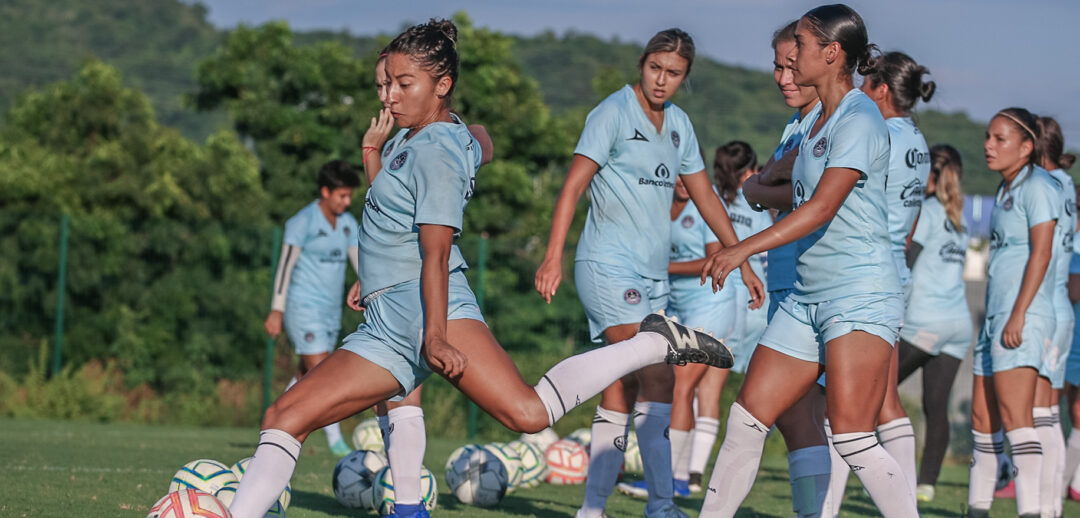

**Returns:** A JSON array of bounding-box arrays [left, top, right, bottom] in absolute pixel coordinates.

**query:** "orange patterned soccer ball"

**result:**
[[545, 439, 589, 485], [147, 489, 232, 518]]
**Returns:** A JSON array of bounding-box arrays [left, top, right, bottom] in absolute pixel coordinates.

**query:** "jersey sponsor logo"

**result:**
[[681, 215, 695, 228], [730, 213, 753, 228], [655, 164, 671, 179], [939, 241, 966, 264], [623, 288, 642, 305], [317, 229, 328, 238], [1002, 195, 1014, 211], [628, 129, 649, 142], [383, 140, 395, 157], [904, 148, 930, 169], [331, 249, 343, 257], [990, 230, 1004, 250], [901, 179, 924, 207], [812, 137, 827, 158], [389, 151, 408, 170], [614, 435, 627, 452], [793, 180, 807, 208], [365, 196, 387, 217], [1062, 230, 1073, 249], [671, 130, 680, 148], [465, 176, 476, 201]]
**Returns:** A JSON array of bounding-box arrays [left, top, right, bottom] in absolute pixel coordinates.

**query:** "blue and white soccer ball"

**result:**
[[169, 459, 238, 496], [226, 457, 290, 510], [508, 440, 548, 488], [567, 428, 592, 451], [351, 418, 385, 451], [445, 444, 509, 507], [370, 465, 438, 515], [623, 433, 642, 474], [484, 442, 525, 492], [333, 449, 388, 509]]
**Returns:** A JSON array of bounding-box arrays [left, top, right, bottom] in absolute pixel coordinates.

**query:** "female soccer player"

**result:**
[[534, 28, 762, 518], [891, 145, 971, 503], [229, 19, 732, 518], [696, 5, 917, 517], [967, 107, 1058, 518], [263, 159, 361, 457]]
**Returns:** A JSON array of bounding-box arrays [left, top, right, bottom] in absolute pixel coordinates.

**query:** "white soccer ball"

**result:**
[[519, 428, 560, 452], [545, 439, 589, 485], [623, 433, 643, 474], [484, 442, 525, 492], [351, 418, 385, 451], [445, 443, 509, 507], [567, 428, 592, 451], [226, 458, 291, 510], [148, 489, 232, 518], [229, 458, 250, 480], [509, 439, 548, 488], [369, 465, 438, 515], [169, 460, 238, 496], [333, 449, 388, 509]]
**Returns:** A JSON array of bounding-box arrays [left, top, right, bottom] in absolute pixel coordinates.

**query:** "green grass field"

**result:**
[[2, 418, 1075, 517]]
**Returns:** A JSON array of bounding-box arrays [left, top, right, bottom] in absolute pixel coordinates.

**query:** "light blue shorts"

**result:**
[[759, 292, 903, 364], [575, 260, 669, 341], [341, 269, 484, 400], [1040, 309, 1074, 388], [667, 286, 737, 341], [284, 309, 340, 356], [973, 312, 1055, 377], [729, 279, 769, 373], [900, 317, 974, 361], [1067, 303, 1080, 386], [767, 288, 794, 322]]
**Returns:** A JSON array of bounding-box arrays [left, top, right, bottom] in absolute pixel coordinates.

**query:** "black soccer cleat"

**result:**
[[640, 311, 734, 369]]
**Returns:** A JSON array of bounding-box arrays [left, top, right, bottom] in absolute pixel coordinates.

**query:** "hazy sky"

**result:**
[[194, 0, 1080, 146]]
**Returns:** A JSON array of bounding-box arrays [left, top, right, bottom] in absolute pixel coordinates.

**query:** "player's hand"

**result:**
[[534, 255, 563, 304], [362, 108, 394, 150], [424, 336, 467, 379], [264, 311, 283, 338], [1002, 312, 1024, 349], [740, 264, 765, 309], [701, 245, 750, 293], [346, 280, 365, 312]]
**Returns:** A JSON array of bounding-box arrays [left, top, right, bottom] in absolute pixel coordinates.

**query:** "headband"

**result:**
[[996, 111, 1037, 142]]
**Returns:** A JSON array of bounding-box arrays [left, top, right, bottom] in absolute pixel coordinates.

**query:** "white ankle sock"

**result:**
[[1050, 406, 1065, 515], [699, 402, 767, 518], [877, 417, 917, 497], [635, 401, 675, 514], [969, 430, 1000, 512], [1007, 427, 1043, 516], [788, 445, 831, 518], [832, 432, 918, 518], [386, 406, 426, 505], [230, 429, 301, 518], [323, 421, 343, 447], [1034, 407, 1058, 517], [822, 420, 850, 517], [688, 416, 720, 476], [670, 428, 692, 481], [580, 407, 629, 517], [1067, 428, 1080, 493], [534, 333, 667, 424]]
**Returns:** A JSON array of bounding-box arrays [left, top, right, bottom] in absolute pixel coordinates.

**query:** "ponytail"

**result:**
[[930, 144, 965, 232]]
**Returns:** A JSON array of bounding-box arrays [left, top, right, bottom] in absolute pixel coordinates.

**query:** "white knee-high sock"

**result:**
[[534, 333, 667, 424], [1034, 407, 1059, 517], [671, 428, 692, 481], [969, 430, 1000, 512], [386, 406, 425, 505], [832, 432, 918, 518], [822, 420, 850, 518], [323, 422, 343, 447], [635, 401, 674, 515], [699, 402, 768, 518], [1067, 427, 1080, 493], [788, 445, 831, 518], [580, 407, 629, 518], [877, 417, 917, 498], [1007, 427, 1044, 516], [688, 416, 720, 476], [1050, 406, 1065, 515], [230, 429, 301, 518]]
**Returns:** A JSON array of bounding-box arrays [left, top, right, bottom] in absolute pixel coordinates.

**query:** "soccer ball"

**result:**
[[226, 458, 291, 510], [369, 465, 438, 515], [509, 440, 548, 488], [148, 489, 231, 518], [483, 442, 525, 492], [567, 428, 592, 451], [169, 460, 238, 495], [519, 427, 560, 452], [351, 418, 384, 451], [545, 439, 589, 485], [445, 443, 509, 507], [623, 433, 643, 474], [333, 449, 388, 508]]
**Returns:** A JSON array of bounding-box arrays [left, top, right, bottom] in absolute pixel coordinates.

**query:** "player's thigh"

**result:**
[[734, 345, 821, 428], [823, 331, 894, 433], [993, 366, 1038, 430], [775, 387, 827, 451], [386, 384, 423, 409], [877, 344, 907, 423], [970, 374, 1001, 433]]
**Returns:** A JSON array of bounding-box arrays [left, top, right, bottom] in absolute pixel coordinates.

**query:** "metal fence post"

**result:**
[[264, 227, 283, 413], [51, 213, 69, 377]]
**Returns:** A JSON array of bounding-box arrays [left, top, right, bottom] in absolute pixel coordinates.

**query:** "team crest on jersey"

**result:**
[[623, 289, 642, 305], [681, 215, 694, 228], [383, 140, 395, 157], [304, 332, 315, 342], [1002, 195, 1014, 211], [671, 130, 680, 148], [389, 151, 408, 170], [812, 137, 827, 158]]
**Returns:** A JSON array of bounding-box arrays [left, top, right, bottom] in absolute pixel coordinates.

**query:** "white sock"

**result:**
[[969, 430, 1000, 512], [386, 406, 426, 505], [877, 417, 917, 498], [671, 428, 692, 481], [1034, 407, 1058, 517], [580, 407, 629, 517], [1007, 427, 1043, 516], [688, 416, 720, 476], [699, 402, 768, 518], [788, 445, 831, 518], [323, 421, 343, 447], [230, 429, 301, 518], [635, 401, 674, 515], [534, 332, 667, 424], [822, 420, 850, 517], [1067, 428, 1080, 493], [1050, 407, 1065, 515], [832, 432, 918, 518], [377, 414, 390, 445], [285, 376, 298, 391]]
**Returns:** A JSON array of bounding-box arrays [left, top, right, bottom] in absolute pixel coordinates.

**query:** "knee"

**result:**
[[497, 400, 551, 434]]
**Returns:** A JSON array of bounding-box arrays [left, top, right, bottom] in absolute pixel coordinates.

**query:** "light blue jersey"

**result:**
[[884, 117, 931, 285], [282, 200, 359, 324], [574, 85, 706, 279], [668, 199, 736, 339], [767, 104, 821, 294], [986, 165, 1061, 318], [358, 115, 482, 298], [725, 189, 773, 283], [904, 196, 970, 327], [791, 89, 900, 302], [1049, 168, 1077, 314]]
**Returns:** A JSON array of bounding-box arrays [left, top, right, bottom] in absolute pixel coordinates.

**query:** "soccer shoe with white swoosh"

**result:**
[[639, 311, 734, 369]]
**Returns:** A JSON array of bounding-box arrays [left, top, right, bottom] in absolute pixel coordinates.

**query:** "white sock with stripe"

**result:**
[[1034, 407, 1059, 517], [230, 429, 301, 518], [670, 427, 692, 481], [688, 416, 720, 477], [386, 406, 426, 506], [579, 407, 629, 518], [699, 402, 768, 518], [822, 420, 850, 517], [832, 432, 918, 518], [1067, 427, 1080, 494], [876, 417, 917, 497], [1008, 427, 1044, 516], [968, 430, 1000, 512]]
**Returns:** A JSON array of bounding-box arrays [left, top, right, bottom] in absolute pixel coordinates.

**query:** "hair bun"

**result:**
[[428, 18, 458, 44], [1061, 153, 1077, 170], [920, 80, 936, 102], [855, 43, 879, 76]]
